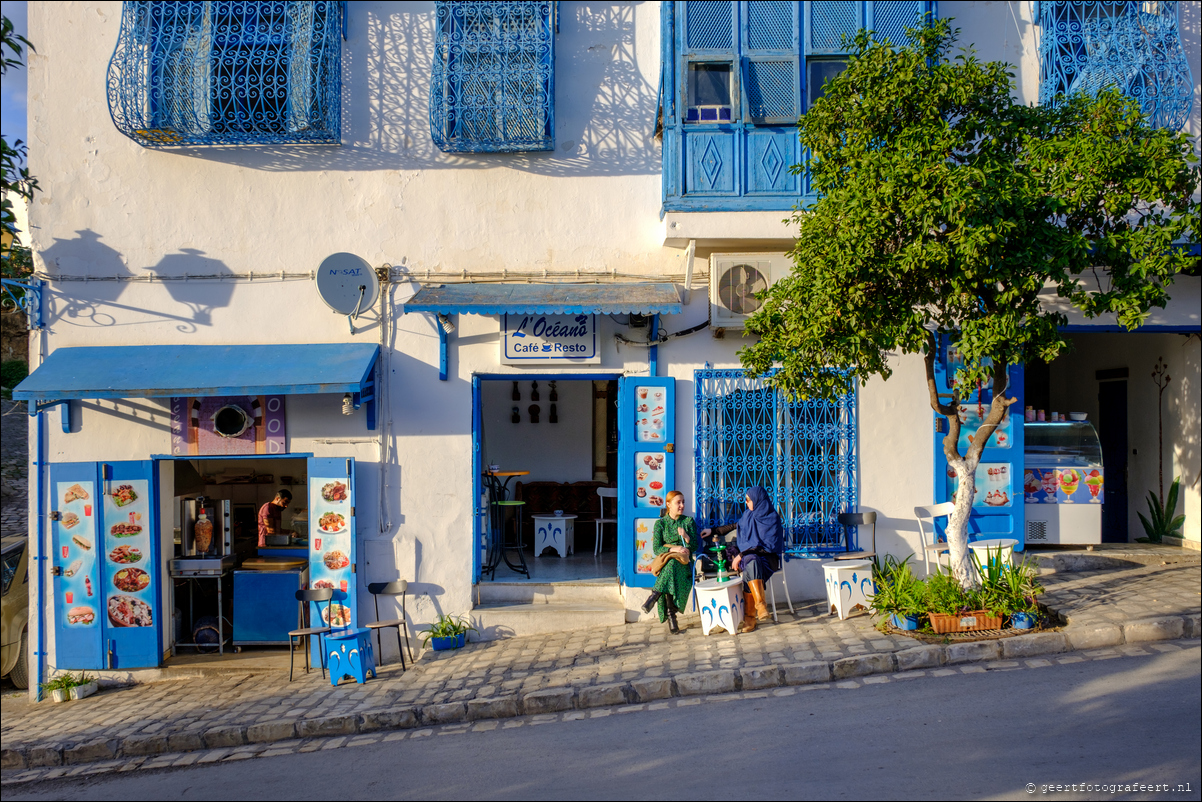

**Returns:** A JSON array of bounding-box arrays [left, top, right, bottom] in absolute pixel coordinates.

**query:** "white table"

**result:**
[[532, 514, 576, 557], [693, 575, 745, 636], [822, 560, 874, 620], [969, 538, 1019, 574]]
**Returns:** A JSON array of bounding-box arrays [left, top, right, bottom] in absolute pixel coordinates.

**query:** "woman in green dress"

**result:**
[[640, 490, 697, 634]]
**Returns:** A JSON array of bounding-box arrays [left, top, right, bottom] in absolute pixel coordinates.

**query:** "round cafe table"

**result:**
[[969, 538, 1019, 574]]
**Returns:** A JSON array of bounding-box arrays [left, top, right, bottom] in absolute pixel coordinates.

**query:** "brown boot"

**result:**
[[737, 590, 757, 633], [749, 579, 770, 622]]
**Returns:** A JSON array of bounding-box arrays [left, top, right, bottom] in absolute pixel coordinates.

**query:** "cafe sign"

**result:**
[[501, 313, 599, 364]]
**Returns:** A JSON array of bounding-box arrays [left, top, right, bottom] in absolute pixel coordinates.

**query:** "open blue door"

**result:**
[[50, 463, 103, 669], [472, 375, 485, 584], [617, 377, 676, 588], [99, 461, 160, 668], [51, 460, 160, 670], [307, 457, 357, 666], [933, 340, 1025, 550]]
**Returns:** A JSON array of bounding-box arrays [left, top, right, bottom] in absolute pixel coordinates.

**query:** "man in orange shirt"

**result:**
[[257, 489, 293, 547]]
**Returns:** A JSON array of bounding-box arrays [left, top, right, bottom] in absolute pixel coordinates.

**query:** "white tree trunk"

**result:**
[[946, 458, 978, 586]]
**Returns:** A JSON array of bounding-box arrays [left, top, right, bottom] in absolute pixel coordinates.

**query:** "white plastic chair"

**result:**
[[915, 502, 956, 576], [767, 547, 794, 621], [594, 487, 618, 555]]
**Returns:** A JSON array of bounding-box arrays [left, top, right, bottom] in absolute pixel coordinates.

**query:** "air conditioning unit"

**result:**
[[708, 253, 792, 329]]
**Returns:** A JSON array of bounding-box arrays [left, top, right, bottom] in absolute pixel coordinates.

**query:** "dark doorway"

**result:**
[[1097, 379, 1128, 542]]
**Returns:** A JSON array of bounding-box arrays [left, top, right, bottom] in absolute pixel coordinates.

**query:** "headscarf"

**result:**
[[736, 486, 783, 555]]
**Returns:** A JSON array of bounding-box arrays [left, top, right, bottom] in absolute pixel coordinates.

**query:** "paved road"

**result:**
[[8, 643, 1199, 801]]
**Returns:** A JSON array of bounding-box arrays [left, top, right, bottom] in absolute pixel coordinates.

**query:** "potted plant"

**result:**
[[923, 569, 1003, 633], [40, 672, 97, 703], [420, 613, 478, 651], [869, 554, 926, 630], [998, 559, 1044, 630]]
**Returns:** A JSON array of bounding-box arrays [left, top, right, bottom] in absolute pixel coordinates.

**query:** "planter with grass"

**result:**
[[40, 672, 96, 703], [420, 613, 477, 652], [869, 555, 926, 630]]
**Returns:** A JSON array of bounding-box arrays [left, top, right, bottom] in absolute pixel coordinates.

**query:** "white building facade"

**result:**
[[14, 1, 1200, 693]]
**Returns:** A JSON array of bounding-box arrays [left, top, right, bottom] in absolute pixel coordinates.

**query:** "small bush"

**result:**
[[1, 359, 28, 389]]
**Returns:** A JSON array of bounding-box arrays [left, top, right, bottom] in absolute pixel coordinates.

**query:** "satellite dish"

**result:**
[[316, 253, 379, 315]]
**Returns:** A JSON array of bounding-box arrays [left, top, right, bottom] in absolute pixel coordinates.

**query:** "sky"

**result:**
[[1, 0, 29, 151]]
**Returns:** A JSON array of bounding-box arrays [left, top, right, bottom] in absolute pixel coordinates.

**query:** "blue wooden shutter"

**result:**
[[807, 0, 862, 54], [932, 340, 1026, 550], [868, 1, 929, 47], [50, 463, 104, 670], [307, 457, 357, 665], [617, 377, 676, 588]]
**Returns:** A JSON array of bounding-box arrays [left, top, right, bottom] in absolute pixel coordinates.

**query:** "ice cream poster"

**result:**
[[1056, 468, 1103, 504], [956, 406, 1011, 451], [947, 462, 1013, 508], [634, 518, 657, 574]]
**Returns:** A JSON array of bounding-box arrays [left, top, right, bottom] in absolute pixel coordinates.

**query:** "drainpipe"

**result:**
[[649, 314, 659, 377], [31, 280, 47, 700]]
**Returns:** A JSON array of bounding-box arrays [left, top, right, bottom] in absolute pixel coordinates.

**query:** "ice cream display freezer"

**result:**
[[1023, 422, 1104, 545]]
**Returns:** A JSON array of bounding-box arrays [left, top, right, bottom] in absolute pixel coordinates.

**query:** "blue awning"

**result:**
[[13, 343, 380, 402], [403, 283, 683, 316]]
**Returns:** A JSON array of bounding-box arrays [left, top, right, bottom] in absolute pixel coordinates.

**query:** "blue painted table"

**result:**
[[325, 627, 376, 686]]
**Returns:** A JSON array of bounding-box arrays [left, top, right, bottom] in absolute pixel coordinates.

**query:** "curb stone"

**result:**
[[5, 612, 1199, 771]]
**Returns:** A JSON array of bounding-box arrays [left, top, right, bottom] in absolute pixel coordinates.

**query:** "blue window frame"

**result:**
[[662, 1, 934, 212], [694, 369, 858, 556], [429, 1, 556, 153], [1035, 1, 1193, 131], [107, 1, 343, 147]]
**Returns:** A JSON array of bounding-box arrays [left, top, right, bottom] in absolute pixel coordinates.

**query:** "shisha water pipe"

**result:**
[[707, 540, 730, 581]]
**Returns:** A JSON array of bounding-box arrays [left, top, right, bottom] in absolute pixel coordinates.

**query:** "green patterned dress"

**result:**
[[651, 515, 697, 622]]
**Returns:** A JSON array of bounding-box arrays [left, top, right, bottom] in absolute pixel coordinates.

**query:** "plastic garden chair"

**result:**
[[594, 487, 618, 555], [915, 503, 956, 576]]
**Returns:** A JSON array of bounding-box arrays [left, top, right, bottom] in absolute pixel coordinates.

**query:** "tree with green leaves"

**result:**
[[739, 19, 1199, 586], [2, 14, 36, 281]]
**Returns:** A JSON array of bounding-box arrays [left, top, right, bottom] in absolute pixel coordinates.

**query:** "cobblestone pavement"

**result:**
[[1, 400, 29, 539], [2, 560, 1198, 775], [4, 637, 1198, 788]]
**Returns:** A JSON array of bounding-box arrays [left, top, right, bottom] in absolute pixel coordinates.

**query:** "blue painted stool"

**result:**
[[325, 627, 376, 686]]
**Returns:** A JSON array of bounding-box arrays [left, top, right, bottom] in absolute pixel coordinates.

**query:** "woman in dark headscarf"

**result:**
[[700, 486, 784, 633]]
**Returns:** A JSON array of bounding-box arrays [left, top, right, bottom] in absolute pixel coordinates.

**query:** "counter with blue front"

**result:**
[[233, 557, 309, 646]]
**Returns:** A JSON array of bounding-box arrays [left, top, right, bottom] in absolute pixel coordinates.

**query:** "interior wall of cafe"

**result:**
[[479, 379, 596, 484], [1048, 332, 1201, 543]]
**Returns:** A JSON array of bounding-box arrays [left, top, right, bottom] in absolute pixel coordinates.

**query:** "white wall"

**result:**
[[481, 379, 595, 484]]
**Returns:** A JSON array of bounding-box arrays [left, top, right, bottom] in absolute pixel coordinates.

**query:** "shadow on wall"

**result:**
[[154, 3, 660, 176], [1182, 2, 1201, 140], [39, 230, 237, 333], [1172, 334, 1200, 495]]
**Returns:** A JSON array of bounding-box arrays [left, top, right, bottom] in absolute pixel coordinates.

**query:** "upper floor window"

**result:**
[[1036, 1, 1192, 131], [107, 1, 343, 147], [662, 1, 933, 212], [429, 1, 556, 153]]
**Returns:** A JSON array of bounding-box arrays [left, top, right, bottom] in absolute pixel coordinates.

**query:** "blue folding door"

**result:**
[[307, 457, 357, 666], [617, 377, 676, 588], [932, 341, 1025, 550], [51, 460, 160, 670]]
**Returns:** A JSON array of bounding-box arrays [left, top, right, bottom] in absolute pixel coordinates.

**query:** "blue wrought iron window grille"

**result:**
[[694, 369, 858, 557], [429, 1, 556, 153], [107, 1, 343, 148], [1036, 1, 1193, 131], [662, 1, 934, 212]]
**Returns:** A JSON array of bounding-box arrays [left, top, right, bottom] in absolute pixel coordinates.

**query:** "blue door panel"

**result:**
[[684, 131, 737, 195], [745, 130, 798, 194], [618, 377, 676, 588], [100, 460, 160, 669], [50, 463, 104, 670], [307, 457, 356, 666], [932, 338, 1025, 551]]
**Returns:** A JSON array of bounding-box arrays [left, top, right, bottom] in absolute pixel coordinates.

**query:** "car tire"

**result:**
[[9, 629, 29, 690]]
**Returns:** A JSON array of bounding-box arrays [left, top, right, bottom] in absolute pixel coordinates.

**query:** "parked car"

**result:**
[[1, 536, 30, 689]]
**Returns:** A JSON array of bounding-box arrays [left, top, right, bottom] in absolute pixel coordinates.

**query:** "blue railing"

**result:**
[[107, 1, 342, 147], [1036, 0, 1192, 131], [429, 1, 556, 153], [694, 369, 858, 557]]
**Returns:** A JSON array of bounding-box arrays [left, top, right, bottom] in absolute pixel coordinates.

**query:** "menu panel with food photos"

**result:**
[[634, 518, 658, 574], [102, 479, 153, 630], [53, 471, 103, 668], [947, 462, 1013, 508], [634, 451, 666, 509], [308, 458, 356, 662], [634, 385, 667, 443]]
